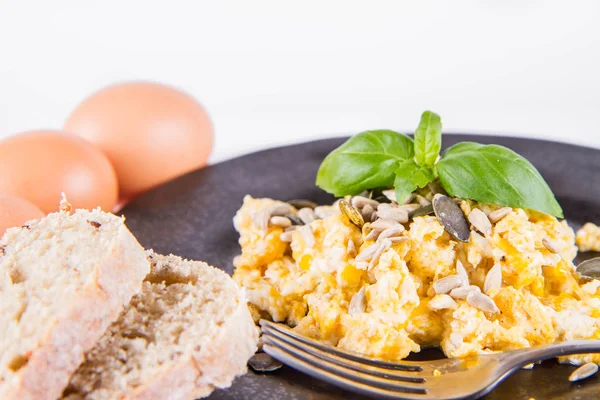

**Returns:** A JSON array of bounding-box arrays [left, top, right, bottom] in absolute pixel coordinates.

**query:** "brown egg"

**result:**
[[64, 82, 213, 199], [0, 195, 44, 237], [0, 131, 118, 213]]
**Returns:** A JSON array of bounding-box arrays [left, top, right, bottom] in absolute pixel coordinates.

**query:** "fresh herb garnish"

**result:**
[[315, 111, 563, 217]]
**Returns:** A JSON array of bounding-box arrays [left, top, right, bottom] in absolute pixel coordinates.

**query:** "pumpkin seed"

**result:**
[[429, 294, 458, 310], [467, 291, 499, 314], [569, 362, 598, 382], [285, 213, 304, 225], [432, 194, 470, 242], [248, 353, 283, 372], [348, 287, 367, 315], [339, 199, 365, 228], [297, 207, 317, 224], [433, 275, 463, 295], [351, 196, 379, 210], [483, 264, 502, 294], [577, 257, 600, 280], [378, 225, 405, 241], [488, 207, 512, 223], [409, 204, 434, 219], [468, 209, 493, 237], [287, 199, 318, 209], [269, 216, 291, 228], [542, 238, 561, 254]]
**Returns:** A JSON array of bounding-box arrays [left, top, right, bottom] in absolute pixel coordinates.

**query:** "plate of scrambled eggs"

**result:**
[[123, 134, 600, 400]]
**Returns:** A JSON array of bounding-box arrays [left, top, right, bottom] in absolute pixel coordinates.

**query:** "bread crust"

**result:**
[[125, 289, 258, 400], [0, 225, 149, 400]]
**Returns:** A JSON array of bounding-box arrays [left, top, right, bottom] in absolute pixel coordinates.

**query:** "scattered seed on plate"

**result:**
[[368, 238, 392, 270], [248, 353, 283, 373], [467, 291, 500, 314], [287, 199, 318, 209], [269, 216, 291, 228], [542, 238, 561, 254], [569, 363, 599, 382], [348, 287, 367, 315], [432, 194, 470, 242], [297, 207, 316, 224], [433, 275, 464, 295], [576, 257, 600, 280], [339, 199, 365, 228], [488, 207, 512, 223], [378, 225, 405, 241], [429, 294, 458, 310], [347, 239, 357, 257], [455, 260, 469, 286], [409, 204, 434, 219], [483, 264, 502, 294], [356, 242, 381, 262], [468, 209, 493, 237], [351, 196, 379, 210]]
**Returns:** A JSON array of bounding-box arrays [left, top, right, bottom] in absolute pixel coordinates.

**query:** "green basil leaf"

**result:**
[[394, 159, 436, 203], [316, 130, 414, 197], [414, 110, 442, 167], [437, 142, 563, 217]]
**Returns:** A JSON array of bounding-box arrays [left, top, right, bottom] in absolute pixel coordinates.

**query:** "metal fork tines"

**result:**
[[260, 319, 600, 400]]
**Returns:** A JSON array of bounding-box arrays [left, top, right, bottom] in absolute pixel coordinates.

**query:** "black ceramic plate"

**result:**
[[123, 135, 600, 400]]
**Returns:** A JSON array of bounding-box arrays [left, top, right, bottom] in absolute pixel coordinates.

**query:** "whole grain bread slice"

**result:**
[[0, 202, 150, 400], [63, 251, 259, 400]]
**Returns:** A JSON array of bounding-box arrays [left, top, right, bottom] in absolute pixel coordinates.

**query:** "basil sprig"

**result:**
[[316, 111, 563, 217]]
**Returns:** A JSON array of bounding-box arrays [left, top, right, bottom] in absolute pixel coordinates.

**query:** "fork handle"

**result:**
[[502, 340, 600, 368]]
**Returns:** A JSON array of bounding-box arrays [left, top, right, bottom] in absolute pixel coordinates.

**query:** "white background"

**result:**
[[1, 0, 599, 163]]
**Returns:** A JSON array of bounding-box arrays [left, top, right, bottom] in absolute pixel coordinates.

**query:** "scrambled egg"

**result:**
[[233, 195, 600, 365]]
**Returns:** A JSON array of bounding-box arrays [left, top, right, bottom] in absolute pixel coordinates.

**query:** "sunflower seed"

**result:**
[[483, 264, 502, 293], [351, 196, 379, 210], [377, 207, 409, 224], [339, 199, 365, 228], [248, 353, 283, 372], [348, 287, 367, 315], [347, 239, 357, 257], [432, 194, 470, 242], [409, 204, 434, 219], [355, 261, 369, 270], [577, 257, 600, 280], [433, 275, 464, 295], [416, 195, 431, 206], [280, 230, 295, 242], [252, 209, 271, 232], [314, 206, 338, 219], [382, 189, 398, 202], [298, 207, 316, 224], [287, 199, 318, 209], [400, 203, 422, 213], [361, 204, 376, 221], [429, 294, 458, 310], [467, 291, 499, 314], [488, 207, 512, 223], [456, 260, 469, 286], [449, 285, 481, 300], [365, 228, 381, 241], [471, 231, 493, 257], [356, 242, 381, 261], [568, 363, 598, 382], [370, 211, 379, 222], [542, 238, 561, 254], [468, 209, 493, 237], [370, 218, 400, 230], [285, 213, 304, 225], [269, 216, 291, 228], [269, 203, 295, 217], [368, 238, 392, 270], [389, 236, 410, 244], [299, 225, 315, 248], [378, 225, 405, 241]]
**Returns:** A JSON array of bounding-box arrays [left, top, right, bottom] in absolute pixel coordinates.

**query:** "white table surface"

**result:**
[[1, 0, 599, 163]]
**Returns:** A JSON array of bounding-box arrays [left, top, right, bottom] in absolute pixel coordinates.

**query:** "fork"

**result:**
[[260, 319, 600, 400]]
